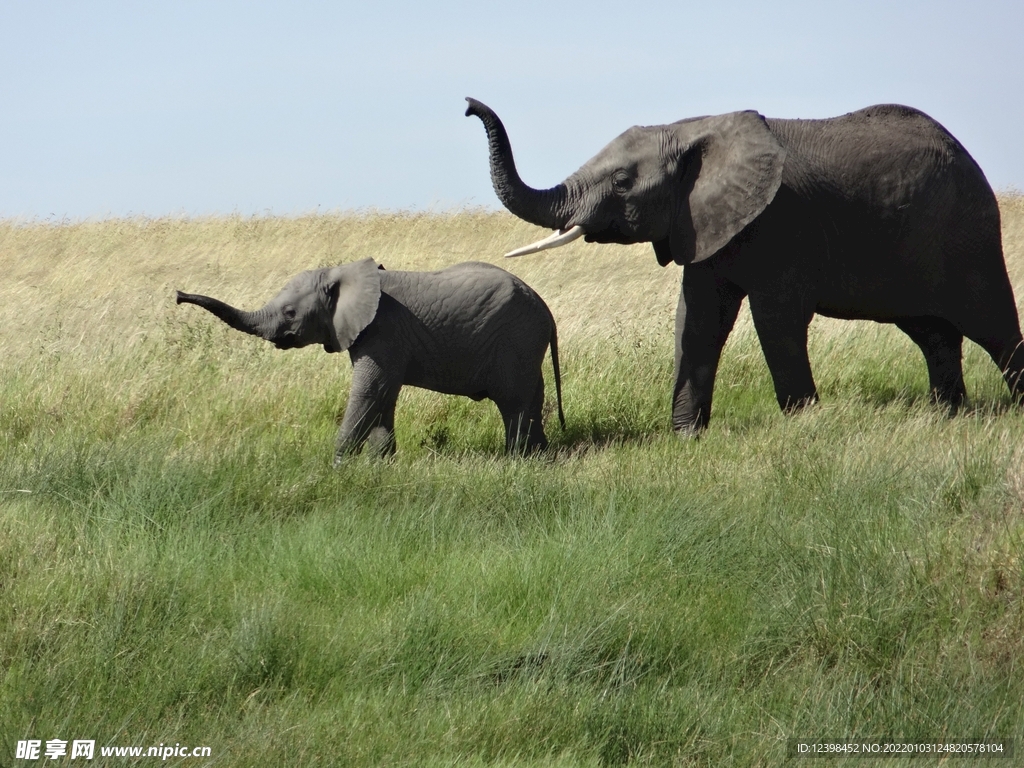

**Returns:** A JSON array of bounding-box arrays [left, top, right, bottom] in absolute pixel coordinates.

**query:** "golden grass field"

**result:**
[[0, 193, 1019, 380], [0, 211, 674, 365], [0, 195, 1019, 421], [3, 195, 1022, 364]]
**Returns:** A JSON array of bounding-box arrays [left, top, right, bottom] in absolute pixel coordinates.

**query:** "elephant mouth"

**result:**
[[583, 221, 637, 245], [274, 333, 299, 350]]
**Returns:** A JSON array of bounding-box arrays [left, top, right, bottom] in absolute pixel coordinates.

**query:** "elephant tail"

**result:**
[[549, 323, 566, 430]]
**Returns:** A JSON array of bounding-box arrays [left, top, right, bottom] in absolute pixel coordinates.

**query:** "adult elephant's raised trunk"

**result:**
[[175, 291, 272, 339], [465, 98, 573, 231]]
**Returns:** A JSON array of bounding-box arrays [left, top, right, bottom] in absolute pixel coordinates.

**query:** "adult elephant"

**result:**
[[465, 98, 1024, 433]]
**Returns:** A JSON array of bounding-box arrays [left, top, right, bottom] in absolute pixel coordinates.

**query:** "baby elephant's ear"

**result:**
[[325, 258, 382, 351]]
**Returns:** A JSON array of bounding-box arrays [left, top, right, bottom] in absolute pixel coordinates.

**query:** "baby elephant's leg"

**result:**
[[334, 367, 402, 463], [495, 374, 548, 454]]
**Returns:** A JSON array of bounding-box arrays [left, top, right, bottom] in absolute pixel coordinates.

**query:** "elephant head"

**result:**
[[465, 98, 787, 266], [176, 258, 382, 353]]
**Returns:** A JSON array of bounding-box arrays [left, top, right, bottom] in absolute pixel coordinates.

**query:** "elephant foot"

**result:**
[[506, 435, 548, 456], [671, 404, 710, 436], [333, 425, 396, 464], [501, 411, 548, 456], [943, 400, 967, 418], [778, 392, 819, 413], [931, 388, 967, 417], [671, 420, 706, 439], [363, 427, 397, 460], [671, 384, 712, 435]]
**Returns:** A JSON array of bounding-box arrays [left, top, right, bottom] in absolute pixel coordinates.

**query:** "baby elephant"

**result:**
[[176, 259, 564, 459]]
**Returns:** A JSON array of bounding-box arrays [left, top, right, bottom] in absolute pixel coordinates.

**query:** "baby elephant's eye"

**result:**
[[283, 306, 297, 319]]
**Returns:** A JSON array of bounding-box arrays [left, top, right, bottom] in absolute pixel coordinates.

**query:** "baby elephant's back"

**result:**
[[378, 262, 553, 393], [381, 262, 552, 344]]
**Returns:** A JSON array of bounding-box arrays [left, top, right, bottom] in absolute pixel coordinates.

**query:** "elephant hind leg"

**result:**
[[495, 375, 548, 454], [1003, 341, 1024, 404], [895, 317, 966, 411], [952, 272, 1024, 404], [972, 333, 1024, 405]]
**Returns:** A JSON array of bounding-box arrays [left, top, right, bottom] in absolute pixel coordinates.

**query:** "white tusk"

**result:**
[[504, 225, 586, 258]]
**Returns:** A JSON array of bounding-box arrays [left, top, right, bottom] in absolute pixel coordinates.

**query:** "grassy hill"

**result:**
[[1, 198, 1023, 765]]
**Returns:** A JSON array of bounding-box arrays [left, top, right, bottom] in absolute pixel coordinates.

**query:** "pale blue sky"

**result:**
[[1, 1, 1021, 219]]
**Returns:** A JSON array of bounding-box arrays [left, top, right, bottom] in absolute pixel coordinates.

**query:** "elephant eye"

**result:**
[[612, 172, 634, 193], [283, 306, 297, 320]]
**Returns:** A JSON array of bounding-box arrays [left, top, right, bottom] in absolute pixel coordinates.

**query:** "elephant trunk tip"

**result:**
[[175, 290, 186, 305], [464, 97, 486, 118]]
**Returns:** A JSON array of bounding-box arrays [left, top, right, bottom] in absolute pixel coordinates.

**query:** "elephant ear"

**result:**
[[325, 258, 382, 351], [662, 111, 786, 265]]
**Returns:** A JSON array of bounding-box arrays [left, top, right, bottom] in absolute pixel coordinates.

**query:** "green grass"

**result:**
[[2, 207, 1024, 765]]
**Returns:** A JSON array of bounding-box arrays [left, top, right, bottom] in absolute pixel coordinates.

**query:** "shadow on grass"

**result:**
[[551, 421, 665, 457], [847, 384, 1018, 418], [959, 397, 1019, 418], [411, 429, 662, 463]]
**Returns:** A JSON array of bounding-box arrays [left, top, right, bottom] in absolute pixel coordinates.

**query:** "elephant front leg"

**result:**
[[747, 293, 818, 412], [672, 271, 745, 434], [334, 362, 402, 462]]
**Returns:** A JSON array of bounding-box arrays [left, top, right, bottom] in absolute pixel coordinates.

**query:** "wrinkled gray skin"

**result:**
[[466, 98, 1024, 433], [177, 259, 564, 459]]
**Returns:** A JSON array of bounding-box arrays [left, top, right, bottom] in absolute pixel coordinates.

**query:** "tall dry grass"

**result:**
[[3, 196, 1021, 362], [0, 210, 679, 366]]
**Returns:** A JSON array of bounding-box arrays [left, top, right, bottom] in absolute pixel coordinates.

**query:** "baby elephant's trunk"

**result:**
[[175, 290, 268, 339]]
